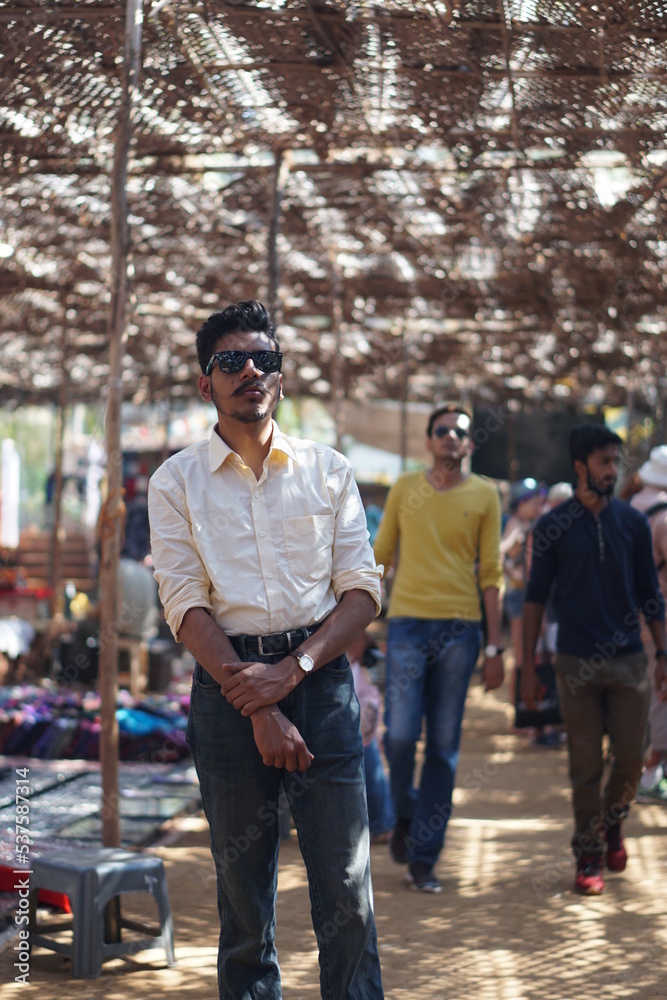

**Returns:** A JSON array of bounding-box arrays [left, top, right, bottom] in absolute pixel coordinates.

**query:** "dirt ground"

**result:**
[[2, 680, 667, 1000]]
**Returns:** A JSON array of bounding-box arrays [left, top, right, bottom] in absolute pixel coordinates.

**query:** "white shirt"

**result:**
[[148, 421, 382, 639]]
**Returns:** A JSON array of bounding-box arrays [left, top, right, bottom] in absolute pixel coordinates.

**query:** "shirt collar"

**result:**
[[270, 421, 300, 464], [208, 419, 300, 473]]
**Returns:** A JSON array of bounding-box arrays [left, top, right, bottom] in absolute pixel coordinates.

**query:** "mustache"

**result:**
[[233, 381, 267, 396], [586, 476, 616, 497]]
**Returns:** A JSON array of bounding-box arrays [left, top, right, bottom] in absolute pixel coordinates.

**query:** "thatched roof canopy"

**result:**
[[1, 0, 666, 412]]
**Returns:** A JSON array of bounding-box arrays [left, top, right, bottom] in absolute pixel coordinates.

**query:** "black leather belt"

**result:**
[[229, 619, 324, 659]]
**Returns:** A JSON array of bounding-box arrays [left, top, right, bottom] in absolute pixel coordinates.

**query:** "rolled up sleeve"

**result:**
[[329, 460, 382, 615], [148, 472, 213, 639]]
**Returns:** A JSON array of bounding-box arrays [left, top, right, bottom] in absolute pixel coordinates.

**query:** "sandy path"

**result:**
[[2, 682, 666, 999]]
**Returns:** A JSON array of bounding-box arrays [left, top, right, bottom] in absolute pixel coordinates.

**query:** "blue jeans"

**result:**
[[187, 655, 384, 1000], [364, 738, 395, 837], [384, 617, 481, 867]]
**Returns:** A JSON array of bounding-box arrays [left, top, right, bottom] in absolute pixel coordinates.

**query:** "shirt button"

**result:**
[[260, 530, 266, 537], [254, 491, 260, 498], [267, 572, 274, 579]]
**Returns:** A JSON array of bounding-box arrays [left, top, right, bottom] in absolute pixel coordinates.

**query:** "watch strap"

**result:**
[[485, 644, 505, 657], [294, 652, 315, 674]]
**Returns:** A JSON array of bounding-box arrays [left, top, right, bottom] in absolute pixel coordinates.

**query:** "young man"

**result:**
[[522, 424, 666, 896], [373, 403, 504, 892], [148, 301, 385, 999]]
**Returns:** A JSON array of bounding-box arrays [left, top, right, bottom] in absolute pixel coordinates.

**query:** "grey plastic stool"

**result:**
[[28, 847, 176, 978]]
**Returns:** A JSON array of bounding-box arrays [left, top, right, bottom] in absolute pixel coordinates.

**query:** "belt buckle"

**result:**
[[257, 630, 298, 657], [257, 632, 288, 656]]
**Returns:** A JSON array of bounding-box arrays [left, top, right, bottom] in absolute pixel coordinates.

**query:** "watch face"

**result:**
[[298, 654, 314, 673]]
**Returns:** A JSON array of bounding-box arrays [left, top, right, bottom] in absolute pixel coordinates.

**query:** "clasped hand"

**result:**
[[219, 658, 298, 716], [250, 706, 314, 771], [218, 663, 313, 771]]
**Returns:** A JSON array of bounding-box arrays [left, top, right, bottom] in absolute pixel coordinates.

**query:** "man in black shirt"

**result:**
[[522, 424, 666, 896]]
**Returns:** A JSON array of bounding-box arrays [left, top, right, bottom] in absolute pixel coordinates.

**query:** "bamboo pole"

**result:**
[[329, 255, 345, 453], [49, 409, 65, 617], [49, 322, 68, 617], [98, 0, 143, 849], [400, 327, 409, 471], [507, 410, 518, 481], [267, 150, 289, 325]]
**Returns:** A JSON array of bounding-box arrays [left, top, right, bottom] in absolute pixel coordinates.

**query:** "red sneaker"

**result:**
[[575, 856, 605, 895], [606, 823, 627, 872]]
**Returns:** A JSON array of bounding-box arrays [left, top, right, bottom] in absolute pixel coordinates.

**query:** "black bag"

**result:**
[[514, 660, 562, 728]]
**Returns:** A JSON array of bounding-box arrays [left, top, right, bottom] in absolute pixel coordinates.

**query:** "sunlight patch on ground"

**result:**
[[451, 816, 563, 830], [277, 862, 308, 892]]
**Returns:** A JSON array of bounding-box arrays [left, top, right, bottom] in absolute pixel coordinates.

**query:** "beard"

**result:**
[[586, 475, 616, 498], [210, 378, 280, 423]]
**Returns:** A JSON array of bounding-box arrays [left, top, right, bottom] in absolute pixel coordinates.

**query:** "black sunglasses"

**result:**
[[432, 426, 469, 440], [205, 350, 283, 376]]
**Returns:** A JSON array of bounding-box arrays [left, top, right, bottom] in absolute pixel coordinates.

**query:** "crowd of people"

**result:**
[[147, 298, 667, 999]]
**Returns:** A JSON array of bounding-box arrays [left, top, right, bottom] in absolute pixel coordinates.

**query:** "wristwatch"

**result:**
[[484, 644, 505, 658], [293, 652, 315, 674]]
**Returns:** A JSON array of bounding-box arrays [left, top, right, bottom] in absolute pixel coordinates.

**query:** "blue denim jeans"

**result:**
[[364, 738, 395, 837], [187, 655, 384, 1000], [384, 617, 481, 867]]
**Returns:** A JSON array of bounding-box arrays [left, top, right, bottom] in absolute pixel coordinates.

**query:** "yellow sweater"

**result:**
[[373, 472, 503, 621]]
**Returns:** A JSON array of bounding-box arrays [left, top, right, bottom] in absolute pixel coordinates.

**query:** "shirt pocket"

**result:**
[[283, 513, 334, 585]]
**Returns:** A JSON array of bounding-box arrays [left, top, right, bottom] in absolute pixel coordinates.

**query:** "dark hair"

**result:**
[[569, 424, 623, 467], [196, 300, 279, 374], [427, 402, 473, 438]]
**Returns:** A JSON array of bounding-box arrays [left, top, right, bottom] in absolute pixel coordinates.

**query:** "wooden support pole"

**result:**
[[626, 384, 636, 453], [267, 150, 289, 325], [98, 0, 143, 849], [330, 256, 345, 453], [49, 403, 66, 616], [400, 328, 409, 472], [49, 315, 69, 617], [507, 410, 518, 481]]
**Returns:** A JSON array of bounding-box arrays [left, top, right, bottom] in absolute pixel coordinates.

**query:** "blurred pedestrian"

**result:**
[[631, 446, 667, 802], [347, 632, 395, 842], [500, 478, 544, 673], [522, 425, 665, 896], [373, 402, 503, 893]]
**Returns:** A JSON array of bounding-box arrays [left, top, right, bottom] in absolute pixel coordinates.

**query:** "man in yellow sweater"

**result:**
[[374, 403, 504, 892]]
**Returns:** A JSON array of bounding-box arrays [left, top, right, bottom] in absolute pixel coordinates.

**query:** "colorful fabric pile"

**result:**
[[0, 686, 190, 761]]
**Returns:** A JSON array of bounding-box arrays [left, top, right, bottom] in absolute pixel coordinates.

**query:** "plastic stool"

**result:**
[[28, 847, 176, 978]]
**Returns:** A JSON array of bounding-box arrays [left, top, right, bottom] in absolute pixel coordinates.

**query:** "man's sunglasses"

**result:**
[[432, 426, 469, 440], [205, 350, 283, 376]]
